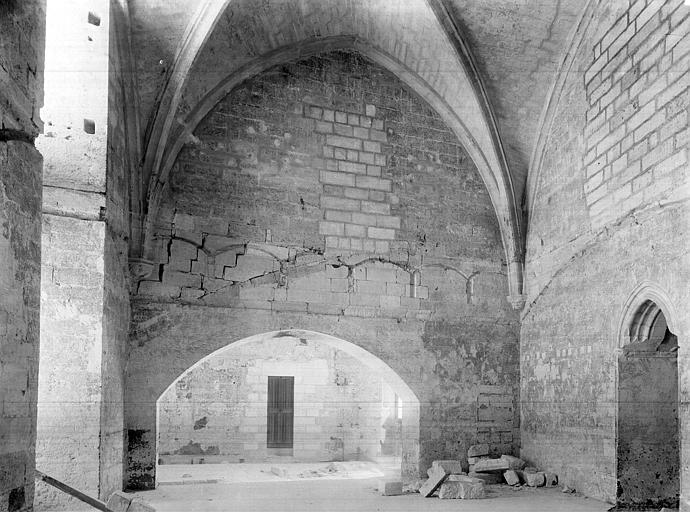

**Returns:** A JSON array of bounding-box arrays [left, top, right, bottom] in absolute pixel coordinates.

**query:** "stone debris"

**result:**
[[378, 480, 403, 496], [467, 444, 490, 457], [438, 476, 485, 499], [545, 473, 558, 486], [500, 454, 526, 470], [470, 471, 504, 484], [419, 465, 449, 497], [523, 471, 546, 487], [431, 460, 464, 474], [473, 458, 510, 473], [106, 492, 156, 512], [562, 485, 576, 493], [503, 469, 520, 486]]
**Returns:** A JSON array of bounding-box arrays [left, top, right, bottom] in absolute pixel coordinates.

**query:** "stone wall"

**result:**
[[126, 50, 519, 489], [35, 0, 130, 507], [0, 1, 45, 512], [522, 0, 689, 504], [158, 336, 393, 463]]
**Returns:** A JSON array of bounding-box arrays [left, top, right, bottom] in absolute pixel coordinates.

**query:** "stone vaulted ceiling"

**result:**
[[445, 0, 585, 205], [125, 0, 590, 302]]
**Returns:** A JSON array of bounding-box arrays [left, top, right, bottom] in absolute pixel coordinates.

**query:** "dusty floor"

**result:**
[[128, 463, 611, 512]]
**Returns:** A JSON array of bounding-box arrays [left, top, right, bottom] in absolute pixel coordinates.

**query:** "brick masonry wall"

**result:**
[[158, 336, 389, 463], [522, 0, 689, 504], [0, 2, 45, 512], [126, 51, 519, 488]]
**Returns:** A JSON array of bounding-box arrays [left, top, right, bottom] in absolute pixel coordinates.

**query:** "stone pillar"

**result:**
[[679, 335, 690, 512], [35, 0, 127, 508], [0, 2, 46, 512]]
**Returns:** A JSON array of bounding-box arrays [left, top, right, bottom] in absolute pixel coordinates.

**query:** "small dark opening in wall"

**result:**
[[87, 12, 101, 26], [83, 119, 95, 134], [8, 487, 25, 512]]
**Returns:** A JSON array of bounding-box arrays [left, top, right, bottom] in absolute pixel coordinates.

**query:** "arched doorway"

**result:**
[[155, 330, 420, 481], [617, 290, 679, 509]]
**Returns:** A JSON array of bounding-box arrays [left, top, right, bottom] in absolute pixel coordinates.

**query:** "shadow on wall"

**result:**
[[156, 330, 419, 474]]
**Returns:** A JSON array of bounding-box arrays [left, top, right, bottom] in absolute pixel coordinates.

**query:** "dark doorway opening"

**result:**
[[617, 301, 679, 509], [267, 376, 294, 449]]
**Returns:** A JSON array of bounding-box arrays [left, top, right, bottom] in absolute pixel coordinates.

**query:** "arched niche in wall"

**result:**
[[616, 283, 680, 509], [155, 330, 420, 483]]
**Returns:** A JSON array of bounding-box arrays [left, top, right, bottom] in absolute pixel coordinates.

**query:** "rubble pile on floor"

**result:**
[[381, 444, 560, 499]]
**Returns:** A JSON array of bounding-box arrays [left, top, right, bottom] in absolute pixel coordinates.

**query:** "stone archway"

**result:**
[[149, 330, 420, 487], [616, 284, 680, 509]]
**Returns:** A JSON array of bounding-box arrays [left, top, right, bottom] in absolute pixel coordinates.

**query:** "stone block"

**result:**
[[545, 473, 558, 486], [378, 480, 403, 496], [469, 472, 503, 484], [128, 499, 156, 512], [271, 466, 289, 477], [438, 476, 485, 499], [106, 491, 131, 512], [431, 460, 464, 474], [523, 471, 545, 487], [500, 454, 526, 470], [473, 458, 509, 473], [467, 444, 489, 457], [419, 465, 448, 497], [467, 456, 488, 465], [504, 470, 520, 486]]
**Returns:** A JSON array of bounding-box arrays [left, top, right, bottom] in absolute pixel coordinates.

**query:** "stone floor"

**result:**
[[129, 463, 611, 512]]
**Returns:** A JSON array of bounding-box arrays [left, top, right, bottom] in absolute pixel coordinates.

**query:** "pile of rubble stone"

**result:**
[[378, 443, 559, 500]]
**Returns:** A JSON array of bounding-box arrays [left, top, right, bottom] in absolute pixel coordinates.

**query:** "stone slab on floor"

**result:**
[[419, 465, 448, 497], [378, 480, 403, 496], [106, 492, 132, 512], [438, 478, 485, 499], [106, 491, 156, 512]]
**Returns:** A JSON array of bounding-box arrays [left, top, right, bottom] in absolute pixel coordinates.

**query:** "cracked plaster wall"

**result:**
[[126, 50, 519, 489], [521, 0, 689, 505]]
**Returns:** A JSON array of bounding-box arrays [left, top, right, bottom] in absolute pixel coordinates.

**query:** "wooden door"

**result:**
[[267, 376, 294, 448]]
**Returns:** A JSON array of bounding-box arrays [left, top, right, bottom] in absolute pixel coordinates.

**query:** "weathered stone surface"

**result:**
[[545, 473, 558, 486], [473, 458, 510, 473], [0, 5, 46, 512], [438, 479, 485, 499], [467, 444, 490, 457], [379, 480, 403, 496], [431, 460, 464, 475], [469, 472, 504, 485], [504, 470, 521, 486], [521, 0, 690, 504], [420, 466, 449, 497], [500, 454, 526, 470], [106, 492, 132, 512], [126, 51, 520, 488], [524, 471, 546, 487]]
